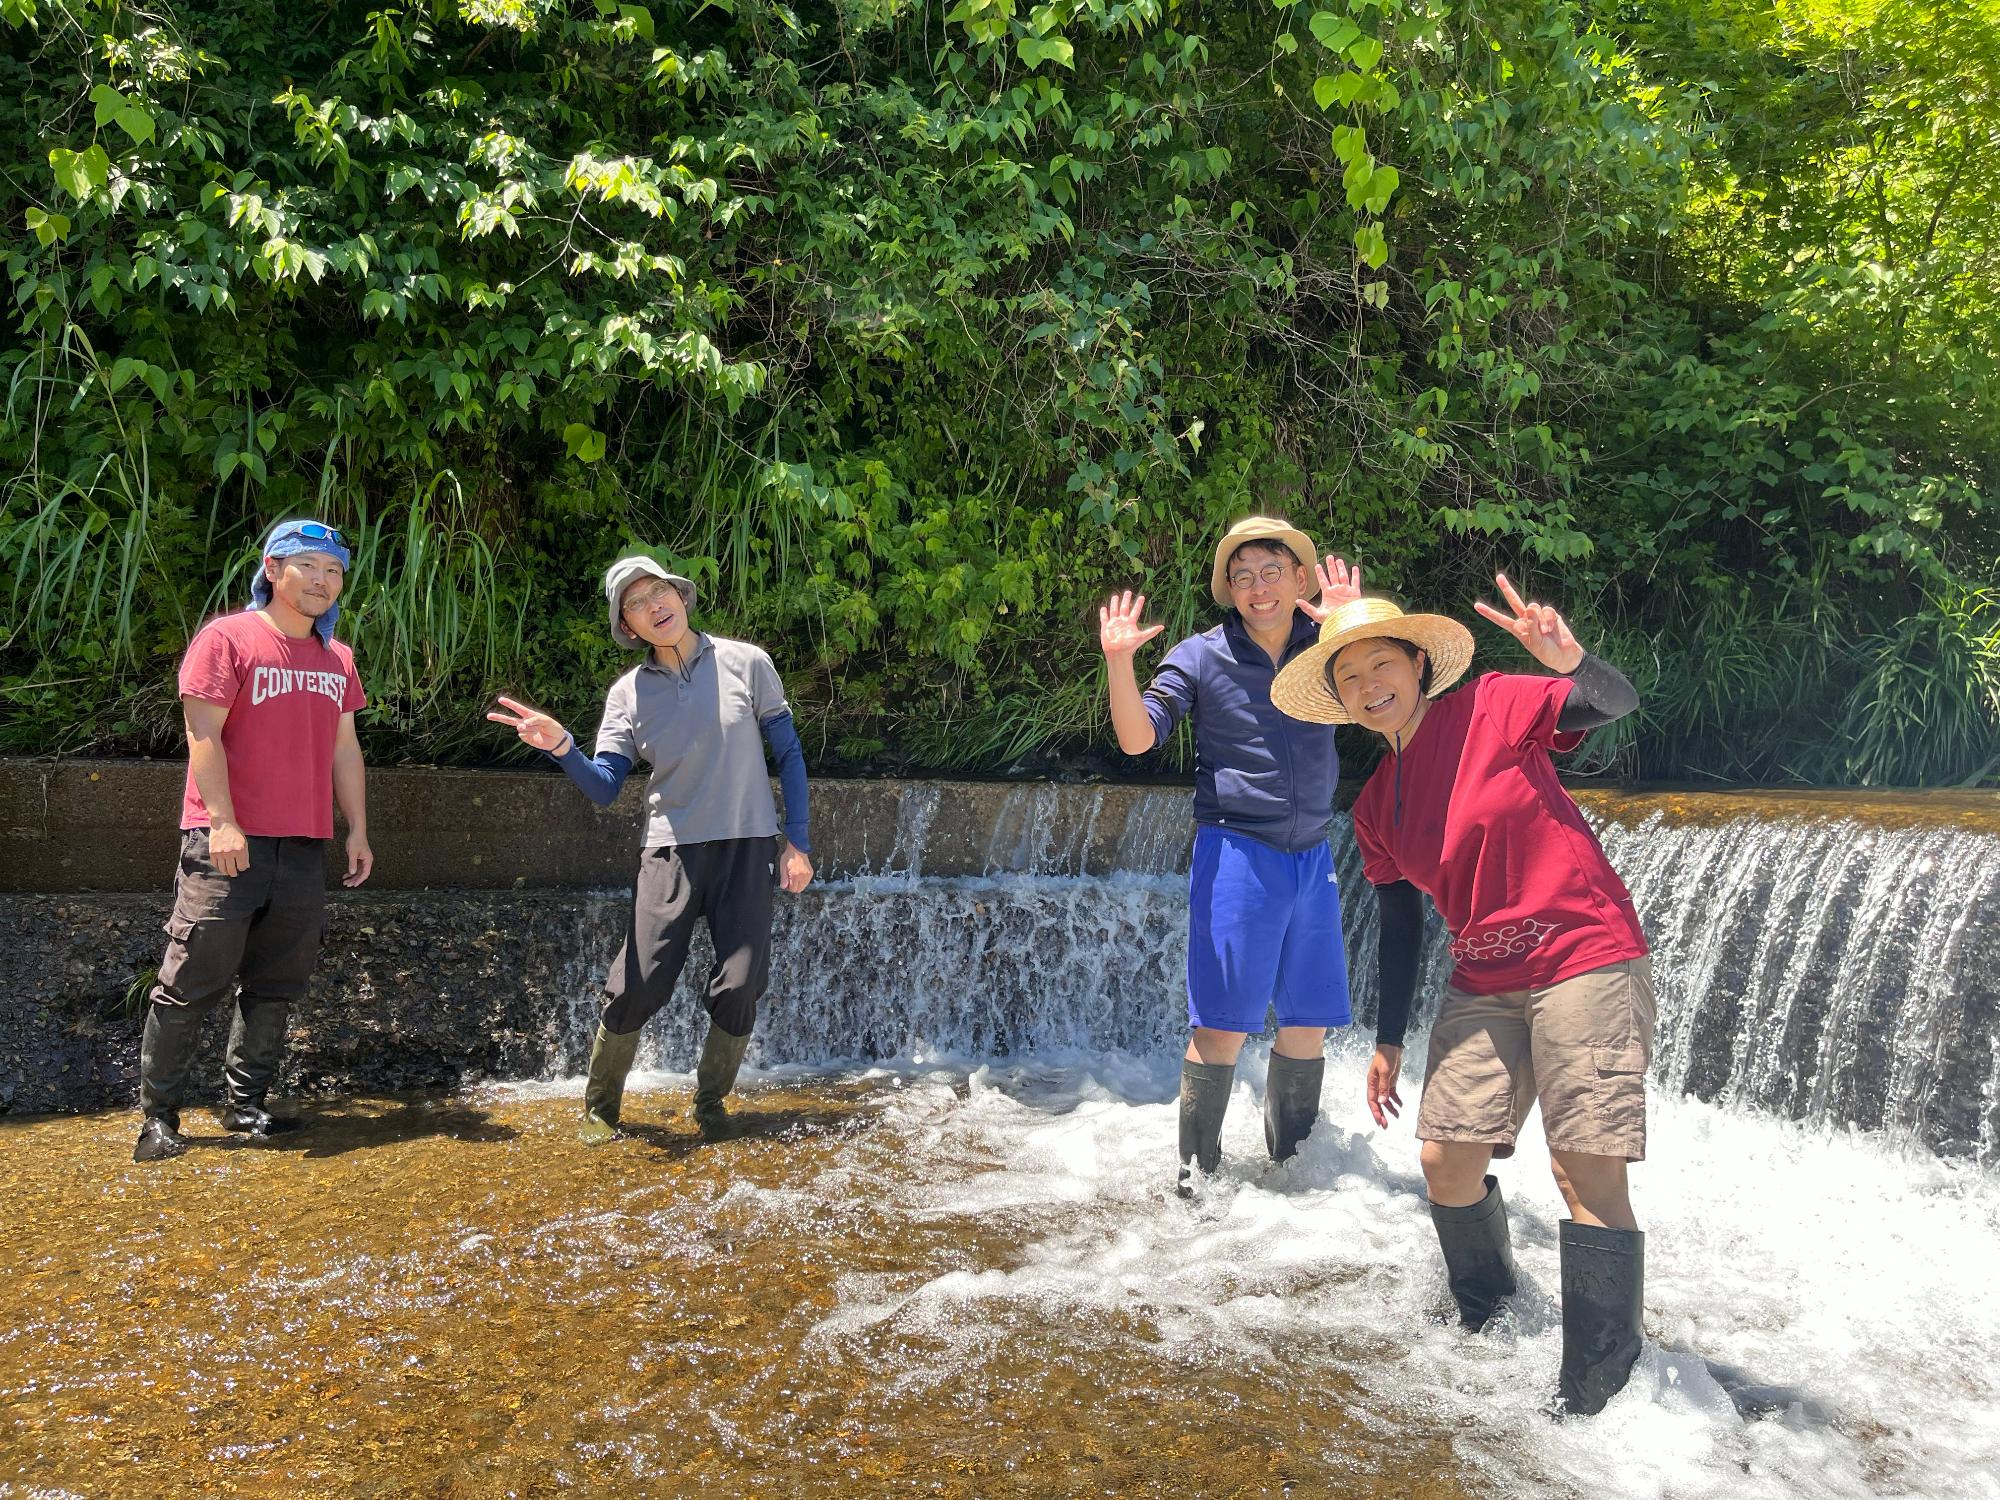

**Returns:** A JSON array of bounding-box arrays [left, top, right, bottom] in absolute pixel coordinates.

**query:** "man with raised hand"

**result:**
[[488, 554, 813, 1144], [133, 519, 372, 1164], [1099, 516, 1362, 1195]]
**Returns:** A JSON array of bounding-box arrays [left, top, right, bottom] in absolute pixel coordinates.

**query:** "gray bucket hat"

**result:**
[[604, 555, 696, 649]]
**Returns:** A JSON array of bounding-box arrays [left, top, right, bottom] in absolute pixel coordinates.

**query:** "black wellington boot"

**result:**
[[1429, 1175, 1519, 1331], [692, 1025, 752, 1140], [221, 1000, 302, 1137], [1263, 1052, 1325, 1163], [135, 1004, 202, 1163], [1555, 1220, 1646, 1417], [133, 1112, 188, 1163], [580, 1024, 643, 1144], [1176, 1059, 1235, 1198]]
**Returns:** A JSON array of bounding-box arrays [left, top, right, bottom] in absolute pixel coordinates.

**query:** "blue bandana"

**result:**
[[247, 519, 353, 645]]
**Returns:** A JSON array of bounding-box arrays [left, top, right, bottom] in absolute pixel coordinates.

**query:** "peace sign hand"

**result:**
[[1472, 573, 1584, 674], [1297, 555, 1363, 623], [487, 694, 573, 755], [1099, 591, 1166, 660]]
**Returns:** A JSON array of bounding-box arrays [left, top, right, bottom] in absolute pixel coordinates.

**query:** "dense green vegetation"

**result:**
[[3, 0, 1994, 784]]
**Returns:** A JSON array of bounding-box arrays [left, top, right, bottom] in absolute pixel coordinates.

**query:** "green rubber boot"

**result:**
[[579, 1024, 642, 1145], [692, 1025, 752, 1141]]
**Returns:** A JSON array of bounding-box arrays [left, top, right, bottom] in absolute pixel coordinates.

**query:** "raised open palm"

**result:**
[[1099, 591, 1165, 659], [1298, 555, 1364, 623]]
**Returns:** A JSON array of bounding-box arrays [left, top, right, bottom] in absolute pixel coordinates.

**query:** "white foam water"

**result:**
[[786, 1039, 2000, 1500]]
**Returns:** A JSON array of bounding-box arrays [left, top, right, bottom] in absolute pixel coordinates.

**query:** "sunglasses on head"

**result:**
[[292, 522, 345, 546]]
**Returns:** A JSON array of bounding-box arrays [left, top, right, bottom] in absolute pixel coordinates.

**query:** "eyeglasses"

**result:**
[[621, 581, 681, 615], [1227, 563, 1294, 591], [291, 522, 345, 546]]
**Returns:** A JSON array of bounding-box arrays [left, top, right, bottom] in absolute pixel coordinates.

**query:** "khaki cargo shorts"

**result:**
[[1415, 957, 1656, 1161]]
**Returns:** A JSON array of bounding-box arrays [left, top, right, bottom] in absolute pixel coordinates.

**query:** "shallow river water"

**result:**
[[5, 1040, 1995, 1498]]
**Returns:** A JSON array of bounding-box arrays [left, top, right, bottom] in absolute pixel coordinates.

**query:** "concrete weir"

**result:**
[[1, 760, 1996, 1167], [0, 758, 1197, 891], [0, 759, 1199, 1113]]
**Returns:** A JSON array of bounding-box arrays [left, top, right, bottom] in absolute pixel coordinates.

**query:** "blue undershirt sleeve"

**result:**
[[761, 711, 812, 853], [551, 740, 630, 808]]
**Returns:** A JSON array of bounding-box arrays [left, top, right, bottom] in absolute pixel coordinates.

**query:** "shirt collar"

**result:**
[[639, 632, 712, 677], [1222, 608, 1318, 663]]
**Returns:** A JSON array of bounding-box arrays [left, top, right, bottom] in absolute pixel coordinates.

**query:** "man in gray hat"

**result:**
[[489, 555, 812, 1141]]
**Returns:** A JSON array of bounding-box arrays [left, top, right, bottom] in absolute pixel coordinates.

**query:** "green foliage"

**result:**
[[0, 0, 1992, 783]]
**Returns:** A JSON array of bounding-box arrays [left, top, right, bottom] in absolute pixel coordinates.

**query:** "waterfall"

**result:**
[[552, 785, 2000, 1165], [1596, 807, 2000, 1164]]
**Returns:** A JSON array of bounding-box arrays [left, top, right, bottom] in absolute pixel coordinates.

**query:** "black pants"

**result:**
[[141, 829, 327, 1116], [603, 838, 776, 1039]]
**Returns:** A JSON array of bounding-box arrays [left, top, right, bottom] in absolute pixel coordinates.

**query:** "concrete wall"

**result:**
[[0, 758, 1197, 892]]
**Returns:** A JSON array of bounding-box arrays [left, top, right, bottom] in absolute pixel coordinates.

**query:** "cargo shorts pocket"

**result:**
[[1591, 959, 1656, 1075]]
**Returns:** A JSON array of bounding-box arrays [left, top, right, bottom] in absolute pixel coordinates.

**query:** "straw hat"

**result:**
[[1271, 597, 1476, 724], [1209, 516, 1319, 608]]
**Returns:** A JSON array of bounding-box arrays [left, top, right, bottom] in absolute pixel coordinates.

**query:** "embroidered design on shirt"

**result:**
[[1450, 919, 1558, 963]]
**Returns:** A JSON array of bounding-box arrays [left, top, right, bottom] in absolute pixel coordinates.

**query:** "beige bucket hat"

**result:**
[[605, 555, 697, 649], [1209, 516, 1319, 608], [1271, 596, 1476, 724]]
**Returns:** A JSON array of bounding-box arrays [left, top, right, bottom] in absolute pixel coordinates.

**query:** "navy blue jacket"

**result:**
[[1142, 610, 1339, 853]]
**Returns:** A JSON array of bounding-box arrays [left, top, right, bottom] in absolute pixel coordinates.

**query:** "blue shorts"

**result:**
[[1187, 825, 1352, 1033]]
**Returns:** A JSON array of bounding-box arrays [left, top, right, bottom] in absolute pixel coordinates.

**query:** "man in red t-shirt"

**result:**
[[133, 519, 373, 1164], [1273, 577, 1654, 1418]]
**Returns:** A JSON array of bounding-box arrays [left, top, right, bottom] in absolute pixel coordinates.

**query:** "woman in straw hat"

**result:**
[[1099, 516, 1363, 1195], [489, 555, 814, 1144], [1271, 575, 1650, 1417]]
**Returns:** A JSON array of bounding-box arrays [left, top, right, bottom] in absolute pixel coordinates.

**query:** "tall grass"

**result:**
[[1633, 585, 2000, 787], [333, 475, 529, 754], [0, 447, 182, 675], [0, 456, 534, 761]]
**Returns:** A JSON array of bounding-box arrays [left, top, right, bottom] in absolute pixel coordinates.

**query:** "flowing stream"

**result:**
[[1, 788, 1995, 1497]]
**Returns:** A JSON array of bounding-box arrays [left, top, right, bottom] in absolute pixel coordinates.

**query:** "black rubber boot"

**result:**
[[222, 1000, 301, 1137], [133, 1111, 188, 1163], [1176, 1059, 1234, 1198], [1430, 1175, 1519, 1331], [220, 1103, 303, 1137], [139, 1003, 203, 1120], [1263, 1051, 1324, 1162], [1556, 1220, 1646, 1417], [693, 1025, 753, 1140], [580, 1023, 643, 1144]]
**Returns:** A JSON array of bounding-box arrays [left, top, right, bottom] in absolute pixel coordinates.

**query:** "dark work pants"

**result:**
[[140, 829, 327, 1117], [603, 838, 776, 1039]]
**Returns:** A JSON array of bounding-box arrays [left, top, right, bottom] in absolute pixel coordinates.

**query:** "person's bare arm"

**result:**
[[184, 697, 248, 876], [333, 711, 372, 887]]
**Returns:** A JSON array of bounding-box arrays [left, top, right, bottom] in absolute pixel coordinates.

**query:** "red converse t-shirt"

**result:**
[[177, 612, 366, 839], [1352, 672, 1647, 995]]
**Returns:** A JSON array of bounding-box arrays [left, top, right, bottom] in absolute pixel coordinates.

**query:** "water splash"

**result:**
[[550, 797, 2000, 1163]]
